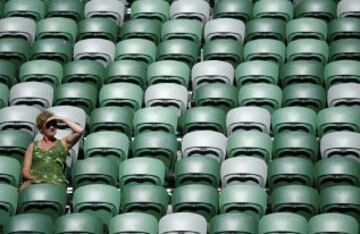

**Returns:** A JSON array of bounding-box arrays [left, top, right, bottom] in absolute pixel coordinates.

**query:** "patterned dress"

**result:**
[[30, 140, 67, 185]]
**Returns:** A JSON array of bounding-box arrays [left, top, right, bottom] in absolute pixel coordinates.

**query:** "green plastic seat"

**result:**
[[78, 18, 118, 42], [46, 0, 84, 22], [315, 158, 360, 190], [282, 84, 326, 112], [132, 131, 178, 170], [158, 39, 199, 67], [90, 107, 133, 137], [131, 0, 170, 23], [244, 39, 285, 66], [121, 184, 169, 220], [320, 185, 360, 222], [0, 83, 9, 108], [235, 61, 278, 87], [181, 107, 226, 134], [31, 39, 73, 64], [273, 132, 318, 162], [337, 0, 360, 18], [213, 0, 253, 23], [329, 39, 360, 61], [84, 131, 129, 164], [202, 39, 243, 67], [324, 60, 360, 88], [317, 107, 360, 136], [134, 107, 178, 135], [121, 19, 162, 44], [295, 0, 337, 22], [119, 157, 166, 188], [328, 18, 360, 42], [259, 213, 308, 234], [169, 0, 211, 24], [0, 183, 18, 230], [286, 39, 329, 64], [18, 183, 67, 220], [253, 0, 293, 22], [0, 38, 30, 67], [19, 60, 63, 88], [280, 60, 324, 87], [0, 60, 16, 87], [286, 18, 327, 42], [109, 213, 158, 234], [327, 83, 360, 107], [172, 184, 218, 221], [116, 39, 156, 64], [159, 213, 207, 234], [0, 157, 20, 187], [99, 83, 143, 111], [106, 60, 147, 88], [309, 213, 358, 234], [272, 107, 317, 135], [245, 18, 286, 42], [72, 184, 121, 227], [161, 19, 203, 44], [4, 213, 53, 234], [4, 0, 45, 21], [63, 60, 106, 89], [9, 82, 53, 109], [194, 83, 238, 112], [238, 83, 283, 114], [147, 60, 190, 87], [175, 156, 220, 187], [0, 130, 33, 164], [84, 0, 126, 26], [209, 213, 257, 234], [55, 213, 103, 234], [36, 17, 77, 43], [227, 131, 272, 162]]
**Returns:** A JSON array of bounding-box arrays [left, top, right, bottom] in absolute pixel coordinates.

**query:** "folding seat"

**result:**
[[324, 60, 360, 88], [182, 107, 226, 134], [320, 185, 360, 222], [221, 156, 267, 187], [194, 83, 237, 112], [170, 0, 211, 24], [133, 107, 178, 135], [253, 0, 293, 22], [116, 39, 156, 65], [175, 156, 220, 187], [106, 60, 147, 88], [315, 158, 360, 190], [18, 183, 67, 220], [309, 213, 358, 234], [19, 60, 63, 88], [328, 18, 360, 42], [337, 0, 360, 18], [273, 132, 318, 161], [295, 0, 337, 22], [0, 38, 31, 67], [132, 131, 177, 170], [119, 158, 165, 188], [235, 61, 278, 87], [63, 60, 106, 89], [121, 184, 169, 220], [90, 107, 133, 136], [158, 39, 199, 67], [213, 0, 253, 23], [0, 60, 16, 87], [0, 157, 21, 187], [110, 213, 157, 234], [204, 18, 245, 42], [9, 82, 53, 109], [31, 39, 73, 64], [0, 17, 36, 42], [182, 130, 227, 163], [161, 19, 203, 44], [0, 130, 33, 164], [227, 131, 272, 162], [74, 39, 115, 66], [144, 83, 188, 116], [36, 17, 77, 43], [148, 60, 190, 87], [209, 213, 257, 234], [4, 213, 53, 234], [246, 18, 286, 42], [121, 19, 162, 44], [131, 0, 170, 23], [202, 39, 243, 67], [259, 213, 308, 234], [172, 184, 218, 221], [286, 18, 327, 42], [46, 0, 84, 22], [226, 107, 271, 134], [219, 184, 267, 220], [286, 39, 329, 64], [3, 0, 45, 21], [329, 39, 360, 61], [320, 131, 360, 162], [99, 83, 143, 112], [0, 184, 17, 230], [159, 213, 207, 234], [84, 131, 129, 164], [280, 61, 324, 87], [317, 107, 360, 136], [78, 18, 118, 42], [72, 184, 121, 226], [84, 0, 126, 26], [244, 39, 285, 66], [0, 83, 9, 108], [327, 83, 360, 107], [55, 213, 103, 234]]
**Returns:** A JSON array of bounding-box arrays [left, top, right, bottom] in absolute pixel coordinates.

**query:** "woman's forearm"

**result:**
[[60, 117, 84, 133]]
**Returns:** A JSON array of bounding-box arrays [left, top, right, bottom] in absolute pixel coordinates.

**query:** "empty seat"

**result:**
[[0, 130, 33, 164], [328, 18, 360, 42], [109, 213, 158, 234], [131, 0, 170, 23], [259, 213, 308, 234], [4, 0, 45, 21], [78, 18, 118, 42], [204, 18, 245, 42], [36, 17, 77, 43], [0, 38, 31, 66], [280, 60, 323, 86], [4, 213, 53, 234], [330, 39, 360, 61], [235, 61, 278, 87], [74, 39, 115, 66], [116, 39, 156, 64], [161, 19, 203, 44], [202, 39, 243, 67], [31, 39, 72, 64], [337, 0, 360, 18], [0, 17, 35, 42], [0, 60, 16, 87], [147, 60, 190, 87], [172, 184, 218, 221], [159, 213, 207, 234], [244, 39, 285, 66], [106, 60, 147, 88], [55, 213, 102, 234], [121, 19, 162, 44], [0, 184, 18, 230], [253, 0, 293, 22], [0, 157, 21, 187], [286, 39, 329, 64], [170, 0, 211, 24], [295, 0, 337, 22], [324, 60, 360, 88], [245, 18, 286, 42], [209, 213, 257, 234], [158, 39, 199, 67], [0, 83, 8, 109], [286, 18, 327, 42], [309, 213, 358, 234], [213, 0, 253, 23], [46, 0, 84, 22], [182, 107, 226, 134], [84, 0, 126, 26], [327, 83, 360, 107]]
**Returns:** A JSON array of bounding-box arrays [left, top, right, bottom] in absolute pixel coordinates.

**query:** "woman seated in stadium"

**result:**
[[19, 111, 84, 190]]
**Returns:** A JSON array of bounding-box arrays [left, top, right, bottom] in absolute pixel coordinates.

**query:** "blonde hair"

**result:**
[[36, 110, 54, 131]]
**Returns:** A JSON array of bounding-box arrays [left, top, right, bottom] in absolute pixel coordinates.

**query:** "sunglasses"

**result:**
[[44, 120, 58, 129]]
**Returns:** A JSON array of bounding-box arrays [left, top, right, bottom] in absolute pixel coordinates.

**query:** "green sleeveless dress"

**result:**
[[30, 140, 67, 185]]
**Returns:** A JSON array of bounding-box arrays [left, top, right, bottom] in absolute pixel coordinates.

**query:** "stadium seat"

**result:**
[[213, 0, 253, 22], [328, 18, 360, 42], [259, 213, 308, 234], [46, 0, 84, 22], [337, 0, 360, 18], [121, 19, 162, 44], [0, 17, 35, 42], [280, 61, 323, 86], [202, 39, 243, 67], [106, 60, 147, 88], [4, 213, 53, 234], [0, 183, 17, 230], [295, 0, 337, 22], [74, 39, 115, 66], [170, 0, 211, 24], [116, 39, 156, 64], [286, 39, 329, 64], [324, 60, 360, 89], [131, 0, 170, 23], [245, 18, 286, 42], [46, 105, 87, 131], [0, 157, 21, 187], [161, 19, 203, 44], [0, 83, 8, 108], [3, 0, 45, 21], [159, 213, 207, 234], [158, 39, 199, 67], [253, 0, 293, 22], [244, 39, 285, 66], [36, 17, 77, 43], [148, 60, 190, 87], [78, 18, 118, 42], [0, 130, 33, 164], [286, 18, 327, 42], [235, 61, 278, 87], [84, 0, 126, 26], [309, 213, 358, 234], [109, 213, 158, 234], [209, 213, 257, 234], [329, 39, 360, 61], [327, 83, 360, 107], [0, 38, 31, 67], [0, 60, 16, 88], [204, 18, 245, 42], [55, 213, 103, 234], [31, 39, 72, 64]]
